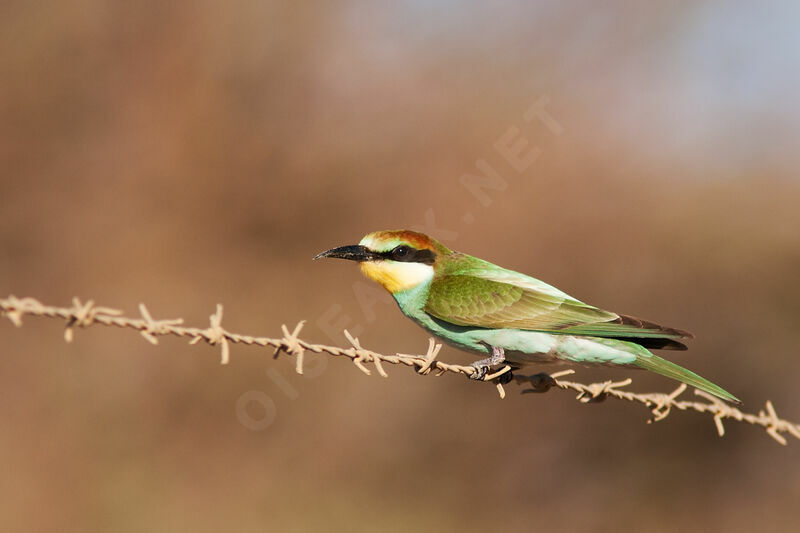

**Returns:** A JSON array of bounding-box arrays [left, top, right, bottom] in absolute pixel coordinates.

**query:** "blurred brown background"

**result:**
[[2, 1, 799, 532]]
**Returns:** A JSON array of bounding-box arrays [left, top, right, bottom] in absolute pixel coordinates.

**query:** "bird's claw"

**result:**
[[468, 364, 488, 381], [468, 346, 507, 382], [468, 364, 514, 384]]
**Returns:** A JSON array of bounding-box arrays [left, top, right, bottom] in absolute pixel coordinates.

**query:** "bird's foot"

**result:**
[[468, 346, 510, 382], [468, 363, 489, 381]]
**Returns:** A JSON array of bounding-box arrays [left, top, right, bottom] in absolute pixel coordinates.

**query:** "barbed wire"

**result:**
[[2, 294, 799, 445]]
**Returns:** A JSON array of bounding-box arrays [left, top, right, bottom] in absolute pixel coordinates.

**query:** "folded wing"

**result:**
[[424, 270, 692, 350]]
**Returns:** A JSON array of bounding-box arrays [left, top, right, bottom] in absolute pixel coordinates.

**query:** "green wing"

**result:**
[[424, 269, 691, 348]]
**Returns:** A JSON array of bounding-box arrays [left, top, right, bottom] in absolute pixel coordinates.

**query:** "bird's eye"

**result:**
[[391, 245, 411, 260]]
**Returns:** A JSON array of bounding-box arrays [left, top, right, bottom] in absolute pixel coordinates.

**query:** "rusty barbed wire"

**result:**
[[2, 295, 799, 445]]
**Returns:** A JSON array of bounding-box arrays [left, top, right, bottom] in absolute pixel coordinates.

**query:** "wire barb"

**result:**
[[2, 295, 799, 445]]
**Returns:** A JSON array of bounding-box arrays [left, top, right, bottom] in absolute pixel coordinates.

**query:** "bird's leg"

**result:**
[[469, 346, 511, 382]]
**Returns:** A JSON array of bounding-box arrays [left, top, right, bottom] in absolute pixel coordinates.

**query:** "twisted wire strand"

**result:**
[[2, 295, 798, 445]]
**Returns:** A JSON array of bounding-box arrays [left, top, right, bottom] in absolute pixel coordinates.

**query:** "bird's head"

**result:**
[[314, 230, 450, 293]]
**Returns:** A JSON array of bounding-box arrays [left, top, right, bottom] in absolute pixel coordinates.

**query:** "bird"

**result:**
[[314, 229, 739, 404]]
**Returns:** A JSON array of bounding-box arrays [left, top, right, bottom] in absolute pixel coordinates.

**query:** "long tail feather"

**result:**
[[633, 353, 740, 404]]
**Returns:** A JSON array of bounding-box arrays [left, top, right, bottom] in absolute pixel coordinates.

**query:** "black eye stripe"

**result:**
[[375, 247, 436, 265]]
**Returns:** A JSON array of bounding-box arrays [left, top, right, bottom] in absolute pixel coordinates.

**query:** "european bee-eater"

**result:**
[[315, 230, 739, 403]]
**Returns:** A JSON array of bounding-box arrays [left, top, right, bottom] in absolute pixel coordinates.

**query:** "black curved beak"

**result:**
[[313, 244, 376, 262]]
